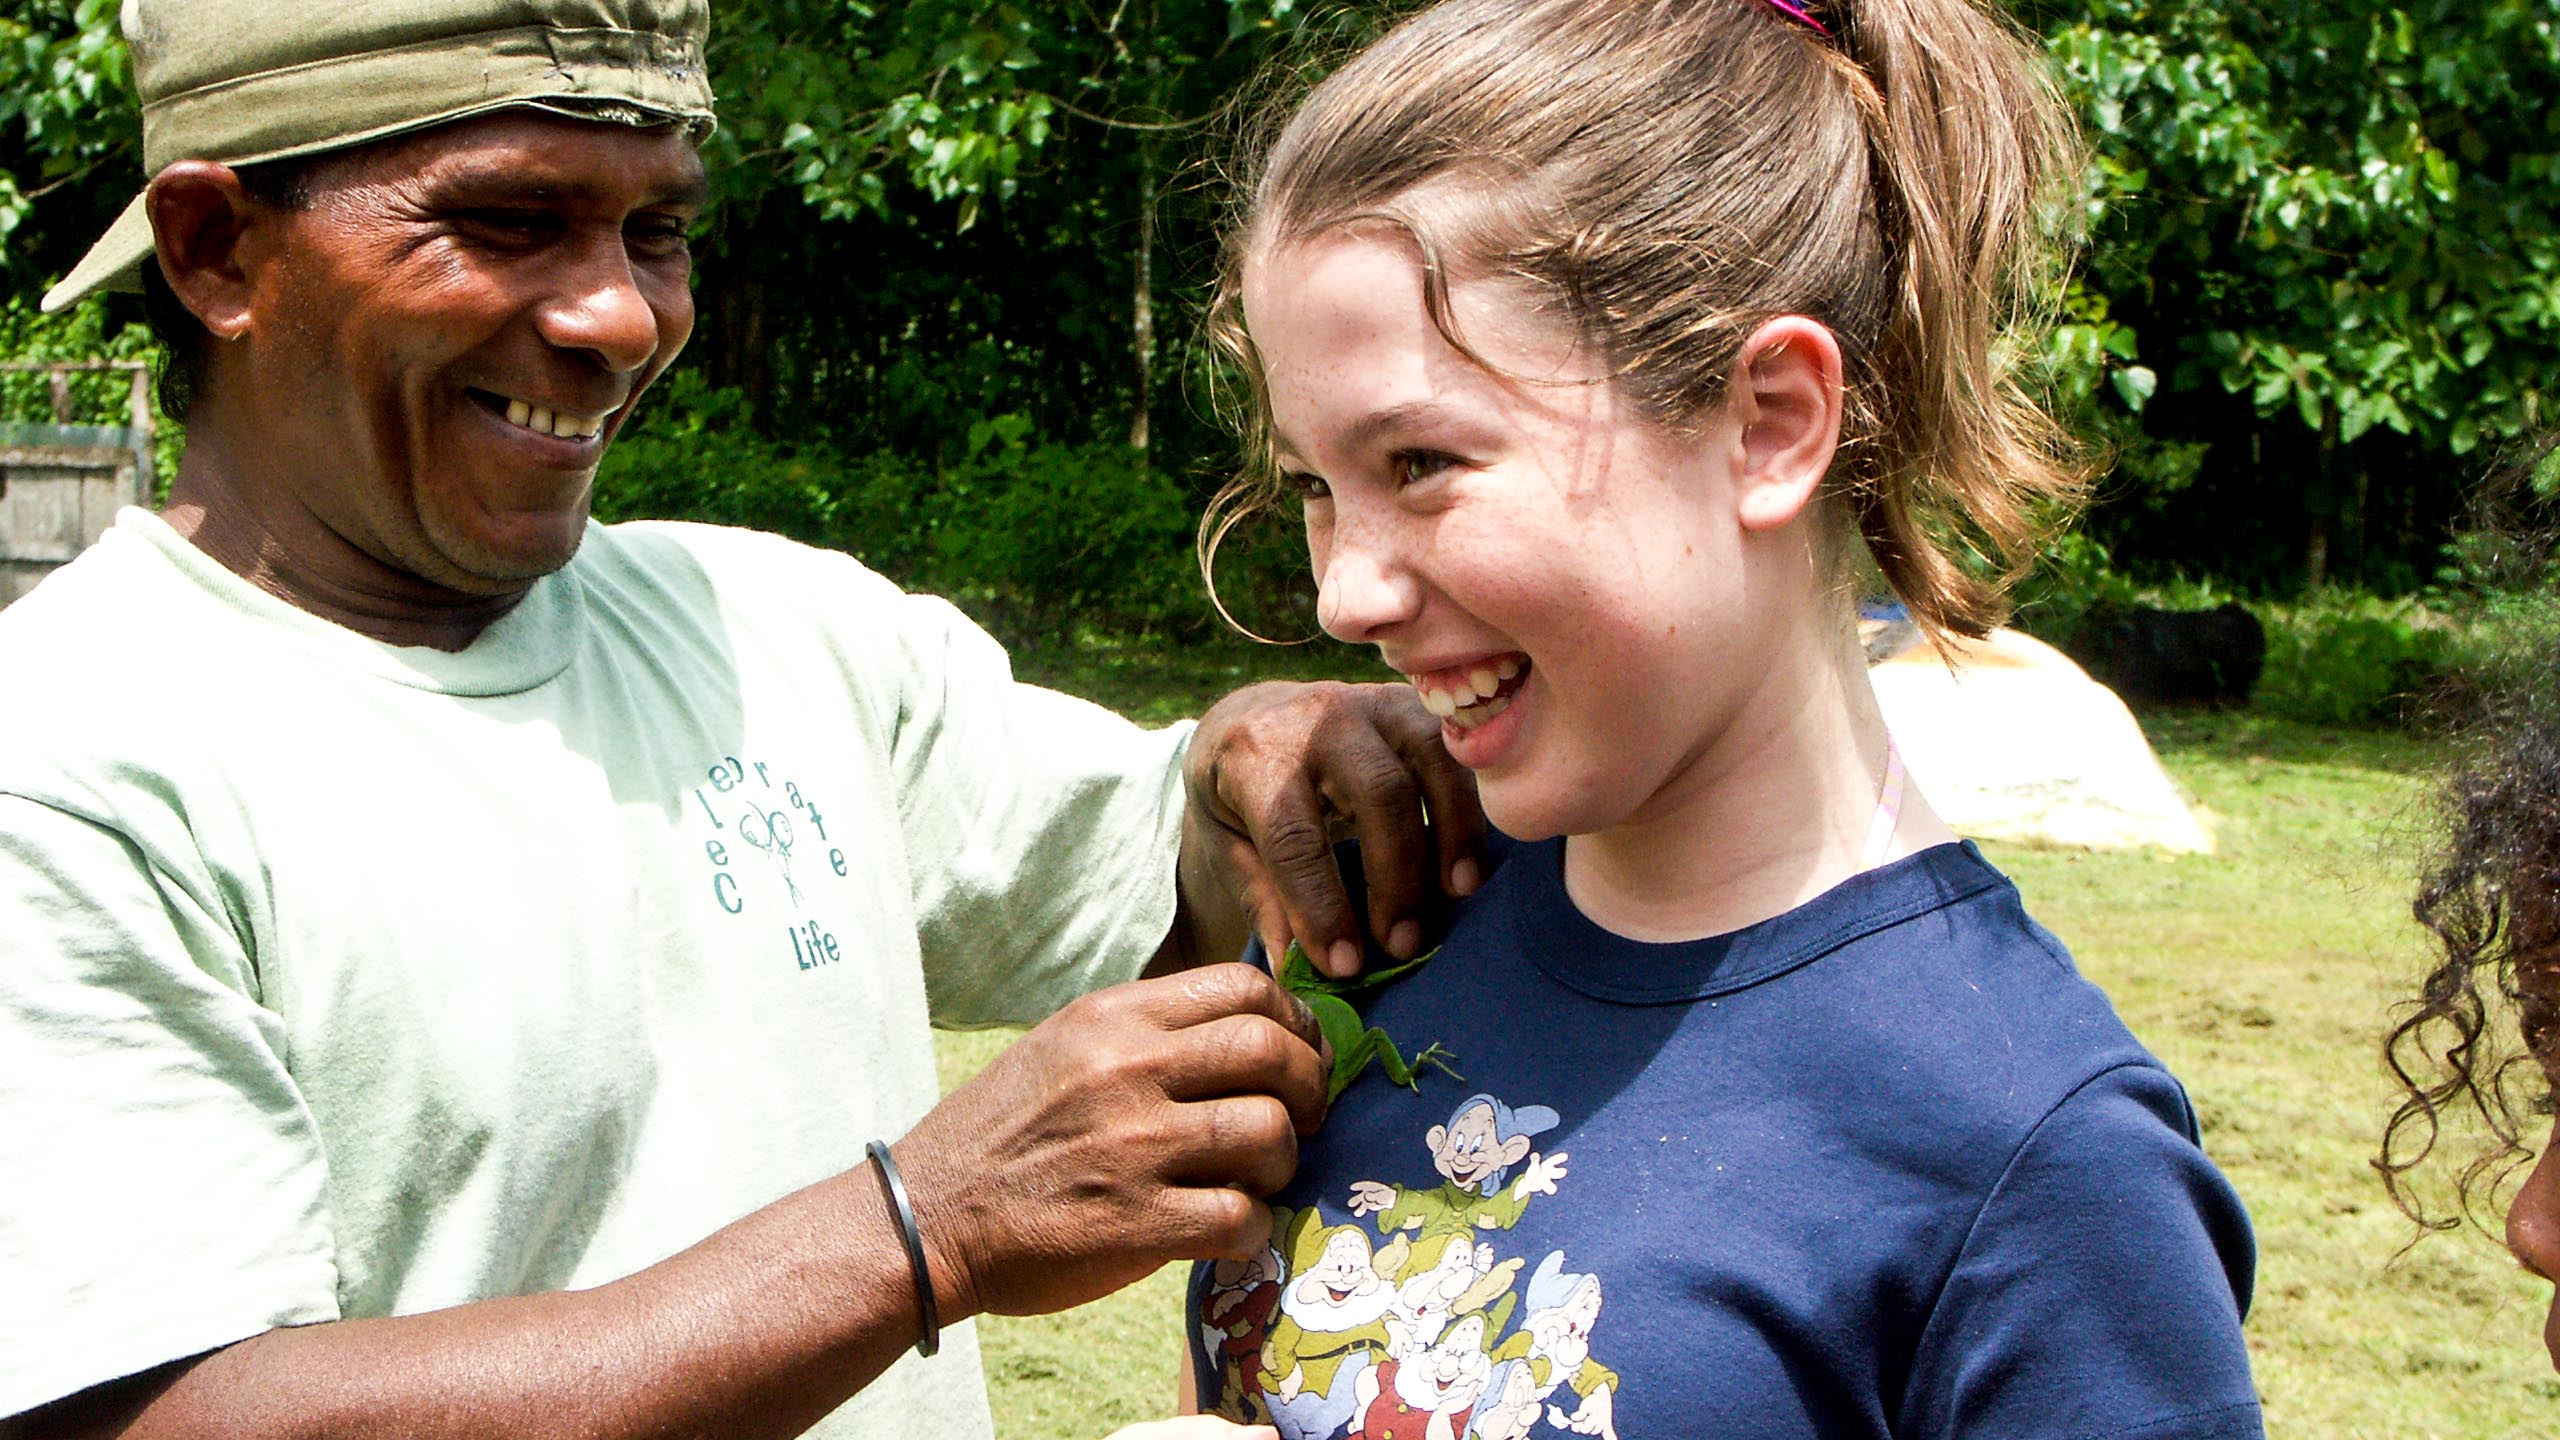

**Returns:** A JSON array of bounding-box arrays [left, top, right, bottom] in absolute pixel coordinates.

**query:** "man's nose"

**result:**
[[537, 237, 665, 374]]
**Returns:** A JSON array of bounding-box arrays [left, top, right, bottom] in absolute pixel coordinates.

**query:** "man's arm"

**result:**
[[1157, 682, 1484, 979], [16, 967, 1328, 1440]]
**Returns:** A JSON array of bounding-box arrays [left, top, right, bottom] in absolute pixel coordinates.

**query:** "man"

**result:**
[[0, 2, 1479, 1435]]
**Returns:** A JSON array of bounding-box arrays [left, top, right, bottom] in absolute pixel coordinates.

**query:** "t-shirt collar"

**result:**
[[1508, 836, 2007, 1005], [115, 506, 585, 697]]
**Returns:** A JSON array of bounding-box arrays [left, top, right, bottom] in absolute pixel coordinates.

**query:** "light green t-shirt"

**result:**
[[0, 511, 1193, 1430]]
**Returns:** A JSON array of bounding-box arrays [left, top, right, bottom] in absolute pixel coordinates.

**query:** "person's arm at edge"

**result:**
[[13, 965, 1331, 1440], [12, 1163, 933, 1440], [1151, 681, 1484, 979]]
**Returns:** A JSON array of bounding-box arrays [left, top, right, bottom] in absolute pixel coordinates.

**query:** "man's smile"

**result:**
[[465, 387, 615, 441]]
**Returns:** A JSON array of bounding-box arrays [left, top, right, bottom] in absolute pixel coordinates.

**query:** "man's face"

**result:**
[[231, 110, 704, 596]]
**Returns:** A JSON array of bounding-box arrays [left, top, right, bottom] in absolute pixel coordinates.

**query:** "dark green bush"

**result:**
[[2252, 596, 2455, 727], [592, 375, 1225, 649]]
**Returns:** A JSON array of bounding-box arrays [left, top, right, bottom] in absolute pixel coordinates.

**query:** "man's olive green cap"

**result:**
[[40, 0, 717, 314]]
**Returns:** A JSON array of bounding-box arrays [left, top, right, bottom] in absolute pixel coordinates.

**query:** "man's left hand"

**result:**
[[1175, 681, 1484, 979]]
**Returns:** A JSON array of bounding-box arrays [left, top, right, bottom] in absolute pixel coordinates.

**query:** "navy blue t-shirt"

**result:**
[[1189, 839, 2261, 1440]]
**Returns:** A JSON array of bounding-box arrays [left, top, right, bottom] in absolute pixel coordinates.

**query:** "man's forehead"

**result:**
[[331, 112, 710, 204]]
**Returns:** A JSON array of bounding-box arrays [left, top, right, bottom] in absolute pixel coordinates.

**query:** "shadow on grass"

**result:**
[[2135, 706, 2434, 777]]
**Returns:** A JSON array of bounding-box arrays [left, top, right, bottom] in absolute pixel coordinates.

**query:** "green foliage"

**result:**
[[2044, 0, 2560, 587], [0, 293, 180, 486], [0, 0, 134, 252], [595, 374, 1204, 645], [2252, 593, 2454, 727]]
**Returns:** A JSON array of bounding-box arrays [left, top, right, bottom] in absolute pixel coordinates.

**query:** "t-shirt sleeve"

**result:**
[[1901, 1061, 2264, 1440], [0, 797, 340, 1420], [883, 591, 1193, 1028]]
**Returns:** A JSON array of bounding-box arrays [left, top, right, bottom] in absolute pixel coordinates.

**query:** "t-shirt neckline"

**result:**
[[117, 506, 585, 697], [1508, 837, 2006, 1005]]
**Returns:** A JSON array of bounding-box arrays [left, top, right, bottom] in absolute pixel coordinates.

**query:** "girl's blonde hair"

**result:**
[[1204, 0, 2088, 642]]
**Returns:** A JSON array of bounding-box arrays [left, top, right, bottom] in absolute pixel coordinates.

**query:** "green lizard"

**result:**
[[1277, 940, 1461, 1101]]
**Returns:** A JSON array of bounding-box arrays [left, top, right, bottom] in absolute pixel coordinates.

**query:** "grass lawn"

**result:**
[[934, 641, 2558, 1437]]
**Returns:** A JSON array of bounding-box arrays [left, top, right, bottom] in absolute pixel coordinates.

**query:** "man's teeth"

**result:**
[[499, 396, 607, 440]]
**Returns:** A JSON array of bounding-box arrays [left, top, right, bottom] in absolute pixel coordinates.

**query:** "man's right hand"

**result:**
[[894, 963, 1331, 1321]]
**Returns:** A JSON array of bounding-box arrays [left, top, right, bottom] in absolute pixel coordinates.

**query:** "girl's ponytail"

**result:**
[[1829, 0, 2088, 637]]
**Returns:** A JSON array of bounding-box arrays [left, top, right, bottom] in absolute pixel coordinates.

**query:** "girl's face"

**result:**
[[2507, 1115, 2560, 1368], [1242, 226, 1825, 842], [2504, 905, 2560, 1369]]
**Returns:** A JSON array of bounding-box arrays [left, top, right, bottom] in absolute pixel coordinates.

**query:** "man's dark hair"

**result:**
[[138, 156, 320, 420]]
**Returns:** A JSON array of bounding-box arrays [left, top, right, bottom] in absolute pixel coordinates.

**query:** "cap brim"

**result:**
[[41, 192, 155, 314]]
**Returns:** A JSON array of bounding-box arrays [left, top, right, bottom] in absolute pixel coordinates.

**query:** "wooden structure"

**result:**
[[0, 360, 155, 608]]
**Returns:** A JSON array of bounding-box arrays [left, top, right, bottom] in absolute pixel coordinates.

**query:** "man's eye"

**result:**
[[464, 209, 549, 230], [629, 219, 695, 258]]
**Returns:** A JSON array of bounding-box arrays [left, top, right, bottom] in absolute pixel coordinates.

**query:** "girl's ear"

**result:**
[[1726, 316, 1843, 533]]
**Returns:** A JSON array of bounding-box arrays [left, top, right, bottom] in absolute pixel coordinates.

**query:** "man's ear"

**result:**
[[1726, 316, 1844, 534], [144, 161, 269, 342], [1495, 1134, 1532, 1168], [1427, 1125, 1449, 1154]]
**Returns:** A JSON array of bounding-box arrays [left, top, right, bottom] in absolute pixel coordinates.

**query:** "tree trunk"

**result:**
[[2306, 406, 2338, 590], [1128, 32, 1168, 463], [1130, 140, 1156, 459], [700, 205, 777, 418]]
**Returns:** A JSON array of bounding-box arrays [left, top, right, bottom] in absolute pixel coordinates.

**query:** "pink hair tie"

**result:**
[[1759, 0, 1831, 35]]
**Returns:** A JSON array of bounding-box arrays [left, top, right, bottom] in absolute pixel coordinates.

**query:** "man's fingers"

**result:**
[[1163, 1010, 1330, 1135], [1374, 689, 1488, 898], [1153, 1184, 1277, 1265], [1238, 784, 1363, 976], [1217, 831, 1294, 965], [1311, 713, 1432, 963], [1166, 1094, 1302, 1195]]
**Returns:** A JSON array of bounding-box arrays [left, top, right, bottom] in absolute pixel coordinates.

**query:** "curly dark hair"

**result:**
[[2381, 645, 2560, 1234]]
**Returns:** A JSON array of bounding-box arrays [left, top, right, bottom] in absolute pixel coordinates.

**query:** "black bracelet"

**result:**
[[866, 1139, 941, 1358]]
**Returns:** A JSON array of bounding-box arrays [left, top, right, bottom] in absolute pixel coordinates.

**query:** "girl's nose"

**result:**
[[2506, 1134, 2560, 1369], [1314, 527, 1422, 645], [2509, 1138, 2560, 1277]]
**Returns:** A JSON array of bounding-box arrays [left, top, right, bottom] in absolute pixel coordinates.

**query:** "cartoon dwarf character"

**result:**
[[1464, 1360, 1543, 1440], [1489, 1252, 1619, 1440], [1385, 1232, 1520, 1355], [1351, 1312, 1495, 1440], [1255, 1210, 1412, 1437], [1348, 1093, 1569, 1238], [1201, 1244, 1284, 1404]]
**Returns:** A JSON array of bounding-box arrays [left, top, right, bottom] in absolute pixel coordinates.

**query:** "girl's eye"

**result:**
[[1392, 450, 1458, 486], [1285, 470, 1331, 502]]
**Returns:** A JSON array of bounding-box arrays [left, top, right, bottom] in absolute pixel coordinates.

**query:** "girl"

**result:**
[[1186, 1, 2263, 1436], [2384, 629, 2560, 1371]]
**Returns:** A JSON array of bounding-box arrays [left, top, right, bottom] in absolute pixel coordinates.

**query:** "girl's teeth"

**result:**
[[1422, 689, 1458, 718], [1446, 694, 1512, 730], [1469, 667, 1497, 699], [1497, 657, 1521, 681]]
